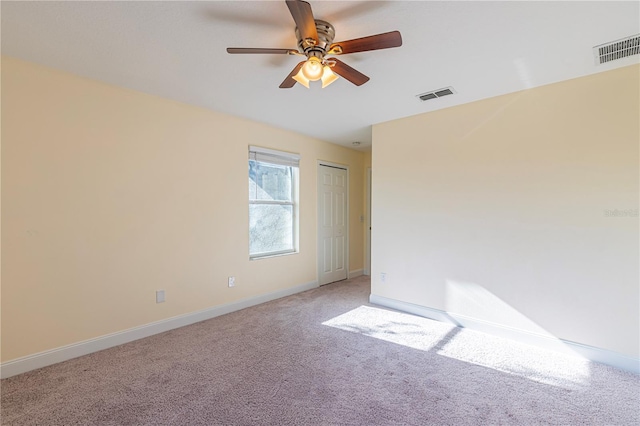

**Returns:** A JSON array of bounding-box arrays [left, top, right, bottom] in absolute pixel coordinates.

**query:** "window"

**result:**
[[248, 146, 299, 259]]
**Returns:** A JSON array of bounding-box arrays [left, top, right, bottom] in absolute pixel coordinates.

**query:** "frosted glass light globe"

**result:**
[[301, 58, 323, 81]]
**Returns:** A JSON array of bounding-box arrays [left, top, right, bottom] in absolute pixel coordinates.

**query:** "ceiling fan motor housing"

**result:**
[[296, 20, 335, 59]]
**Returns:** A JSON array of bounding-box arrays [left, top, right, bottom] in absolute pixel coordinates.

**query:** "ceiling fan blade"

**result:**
[[279, 61, 306, 88], [227, 48, 297, 55], [286, 0, 318, 44], [329, 31, 402, 55], [329, 59, 370, 86]]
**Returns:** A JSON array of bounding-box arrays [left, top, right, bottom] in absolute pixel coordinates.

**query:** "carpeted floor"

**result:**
[[1, 275, 639, 425]]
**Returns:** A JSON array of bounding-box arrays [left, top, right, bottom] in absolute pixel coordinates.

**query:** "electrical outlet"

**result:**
[[156, 290, 165, 303], [380, 272, 387, 283], [228, 276, 235, 287]]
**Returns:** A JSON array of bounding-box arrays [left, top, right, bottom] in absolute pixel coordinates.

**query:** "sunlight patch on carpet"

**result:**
[[323, 305, 591, 389], [322, 305, 456, 352], [436, 328, 591, 389]]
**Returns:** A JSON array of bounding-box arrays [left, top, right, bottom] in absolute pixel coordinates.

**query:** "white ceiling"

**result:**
[[2, 1, 639, 150]]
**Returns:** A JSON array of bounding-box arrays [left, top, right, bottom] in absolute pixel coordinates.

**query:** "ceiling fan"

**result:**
[[226, 0, 402, 89]]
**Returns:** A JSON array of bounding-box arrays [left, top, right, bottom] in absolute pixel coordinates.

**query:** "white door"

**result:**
[[318, 165, 348, 285]]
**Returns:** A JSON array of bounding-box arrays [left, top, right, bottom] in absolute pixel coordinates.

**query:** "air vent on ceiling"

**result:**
[[593, 34, 640, 65], [417, 87, 456, 102]]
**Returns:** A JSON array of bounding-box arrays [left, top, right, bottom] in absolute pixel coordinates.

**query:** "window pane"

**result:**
[[249, 204, 293, 255], [248, 160, 292, 202]]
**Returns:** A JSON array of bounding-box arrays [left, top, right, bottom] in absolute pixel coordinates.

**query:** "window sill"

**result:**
[[250, 250, 298, 261]]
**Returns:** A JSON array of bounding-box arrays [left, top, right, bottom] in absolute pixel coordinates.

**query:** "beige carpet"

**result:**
[[1, 276, 639, 425]]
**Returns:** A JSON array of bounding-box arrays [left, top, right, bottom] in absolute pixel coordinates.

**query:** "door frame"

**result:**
[[365, 167, 372, 276], [317, 161, 350, 285]]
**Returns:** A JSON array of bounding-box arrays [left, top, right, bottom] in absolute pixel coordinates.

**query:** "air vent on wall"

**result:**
[[417, 87, 456, 102], [593, 34, 640, 65]]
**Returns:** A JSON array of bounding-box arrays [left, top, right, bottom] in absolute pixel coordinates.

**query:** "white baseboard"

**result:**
[[1, 281, 318, 379], [348, 269, 364, 278], [369, 294, 640, 374]]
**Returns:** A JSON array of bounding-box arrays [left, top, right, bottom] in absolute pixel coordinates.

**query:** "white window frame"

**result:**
[[249, 146, 300, 260]]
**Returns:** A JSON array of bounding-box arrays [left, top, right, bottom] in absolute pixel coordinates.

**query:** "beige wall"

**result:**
[[364, 150, 371, 169], [1, 57, 365, 362], [372, 65, 639, 358]]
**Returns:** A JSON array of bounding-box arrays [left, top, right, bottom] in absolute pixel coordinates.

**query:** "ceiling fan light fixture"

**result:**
[[321, 65, 339, 88], [301, 57, 323, 81]]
